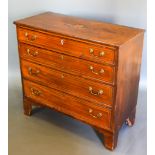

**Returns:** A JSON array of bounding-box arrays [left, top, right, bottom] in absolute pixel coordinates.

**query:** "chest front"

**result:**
[[14, 12, 144, 150]]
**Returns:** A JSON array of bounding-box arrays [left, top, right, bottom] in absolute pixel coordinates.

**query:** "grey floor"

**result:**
[[8, 74, 147, 155]]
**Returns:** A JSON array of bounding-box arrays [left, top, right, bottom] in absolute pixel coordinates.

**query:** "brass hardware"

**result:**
[[88, 108, 102, 118], [89, 48, 94, 54], [125, 118, 132, 127], [61, 55, 64, 60], [31, 35, 37, 41], [30, 88, 41, 96], [100, 69, 105, 74], [88, 86, 103, 96], [89, 66, 104, 75], [25, 32, 28, 37], [25, 32, 37, 41], [61, 74, 64, 79], [89, 48, 105, 57], [61, 39, 64, 45], [28, 67, 40, 76], [100, 51, 105, 56], [27, 49, 38, 56]]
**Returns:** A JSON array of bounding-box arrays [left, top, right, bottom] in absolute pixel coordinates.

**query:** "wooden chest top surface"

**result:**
[[14, 12, 144, 46]]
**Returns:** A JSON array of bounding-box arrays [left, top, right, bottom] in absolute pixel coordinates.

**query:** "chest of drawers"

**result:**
[[14, 12, 144, 150]]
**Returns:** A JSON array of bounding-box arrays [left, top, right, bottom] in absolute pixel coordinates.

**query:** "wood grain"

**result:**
[[17, 27, 116, 65], [23, 79, 112, 130], [21, 59, 114, 108], [14, 12, 144, 46], [19, 43, 116, 85], [14, 12, 144, 150], [111, 33, 144, 131]]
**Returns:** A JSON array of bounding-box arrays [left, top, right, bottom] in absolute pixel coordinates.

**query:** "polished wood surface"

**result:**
[[23, 79, 111, 130], [21, 60, 114, 107], [14, 12, 143, 46], [17, 27, 116, 65], [14, 12, 144, 150], [19, 43, 116, 85], [113, 33, 144, 130]]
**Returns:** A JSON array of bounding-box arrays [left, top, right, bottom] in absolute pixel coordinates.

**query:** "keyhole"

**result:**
[[61, 74, 64, 79], [61, 55, 64, 60], [61, 39, 64, 45]]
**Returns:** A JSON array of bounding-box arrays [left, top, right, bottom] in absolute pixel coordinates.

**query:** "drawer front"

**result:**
[[17, 27, 116, 65], [23, 80, 111, 129], [21, 60, 114, 107], [19, 43, 115, 85]]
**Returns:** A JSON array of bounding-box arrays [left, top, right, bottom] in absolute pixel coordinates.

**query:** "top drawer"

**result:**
[[17, 27, 117, 65]]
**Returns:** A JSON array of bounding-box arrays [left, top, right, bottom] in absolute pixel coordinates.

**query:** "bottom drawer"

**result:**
[[23, 80, 112, 130]]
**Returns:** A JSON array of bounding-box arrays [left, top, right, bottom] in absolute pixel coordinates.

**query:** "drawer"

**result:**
[[17, 27, 116, 65], [19, 43, 116, 85], [23, 79, 112, 129], [21, 60, 114, 107]]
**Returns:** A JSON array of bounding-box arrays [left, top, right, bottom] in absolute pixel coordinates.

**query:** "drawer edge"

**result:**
[[16, 24, 119, 49]]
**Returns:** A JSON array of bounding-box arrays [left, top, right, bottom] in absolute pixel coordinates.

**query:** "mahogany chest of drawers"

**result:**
[[14, 12, 144, 150]]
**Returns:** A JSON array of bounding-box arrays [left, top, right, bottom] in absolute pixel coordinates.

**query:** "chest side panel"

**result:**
[[113, 33, 144, 130]]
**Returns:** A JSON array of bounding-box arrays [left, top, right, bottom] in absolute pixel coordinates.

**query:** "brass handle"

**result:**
[[88, 86, 103, 96], [88, 108, 102, 118], [89, 66, 104, 75], [28, 67, 40, 76], [30, 88, 41, 96], [27, 49, 38, 56], [89, 48, 105, 57], [25, 32, 37, 41]]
